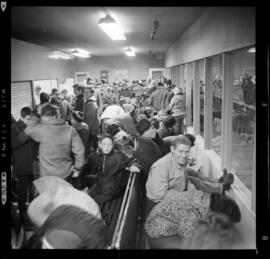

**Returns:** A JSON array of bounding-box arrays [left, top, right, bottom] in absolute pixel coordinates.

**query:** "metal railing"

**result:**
[[109, 172, 141, 249]]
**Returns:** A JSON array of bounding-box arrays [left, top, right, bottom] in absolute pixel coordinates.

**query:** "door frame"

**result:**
[[149, 68, 165, 80]]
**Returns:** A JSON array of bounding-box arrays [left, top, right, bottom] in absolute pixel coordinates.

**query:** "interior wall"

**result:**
[[74, 55, 164, 83], [11, 38, 75, 82], [165, 7, 255, 67]]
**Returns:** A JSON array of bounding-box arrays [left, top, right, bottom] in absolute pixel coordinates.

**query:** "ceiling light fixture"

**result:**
[[248, 47, 255, 53], [49, 51, 73, 59], [98, 14, 126, 40], [124, 47, 136, 57], [71, 49, 91, 58]]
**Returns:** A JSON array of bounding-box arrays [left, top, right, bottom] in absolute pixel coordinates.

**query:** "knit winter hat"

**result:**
[[72, 111, 84, 123], [43, 229, 83, 249], [136, 118, 151, 135]]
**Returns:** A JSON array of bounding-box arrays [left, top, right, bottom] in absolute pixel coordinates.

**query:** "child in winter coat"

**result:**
[[86, 134, 141, 207]]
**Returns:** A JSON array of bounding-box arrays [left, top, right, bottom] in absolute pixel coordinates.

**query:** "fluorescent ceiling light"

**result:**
[[124, 47, 136, 57], [71, 49, 91, 58], [248, 47, 256, 53], [49, 54, 60, 59], [49, 51, 73, 59], [73, 53, 90, 58], [98, 14, 126, 40]]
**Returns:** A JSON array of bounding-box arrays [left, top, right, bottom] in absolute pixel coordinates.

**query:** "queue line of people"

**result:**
[[11, 76, 240, 249]]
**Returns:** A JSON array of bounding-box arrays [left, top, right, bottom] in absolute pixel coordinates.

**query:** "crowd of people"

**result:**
[[11, 76, 239, 249]]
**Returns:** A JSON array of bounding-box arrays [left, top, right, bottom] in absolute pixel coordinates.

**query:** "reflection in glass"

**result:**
[[190, 63, 193, 126], [198, 60, 205, 138], [231, 47, 255, 191], [211, 55, 223, 155]]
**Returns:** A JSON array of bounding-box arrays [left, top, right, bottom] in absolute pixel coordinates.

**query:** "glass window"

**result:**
[[231, 47, 255, 191], [171, 65, 180, 88], [180, 64, 185, 91], [190, 63, 193, 126], [210, 55, 223, 155], [33, 79, 58, 107], [198, 60, 205, 137]]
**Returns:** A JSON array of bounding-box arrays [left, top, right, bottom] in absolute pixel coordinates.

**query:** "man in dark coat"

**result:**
[[83, 87, 100, 151], [11, 107, 34, 226], [73, 84, 85, 112], [149, 82, 169, 112], [71, 111, 89, 156], [135, 119, 163, 183], [242, 74, 255, 106]]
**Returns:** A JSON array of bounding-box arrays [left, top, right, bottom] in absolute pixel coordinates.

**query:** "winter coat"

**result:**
[[11, 120, 34, 175], [119, 88, 133, 98], [163, 91, 174, 111], [25, 118, 85, 179], [73, 122, 89, 152], [83, 98, 100, 135], [135, 137, 163, 178], [157, 126, 171, 139], [146, 152, 187, 203], [73, 93, 84, 112], [86, 149, 139, 197], [169, 93, 186, 117], [152, 133, 171, 156], [149, 86, 169, 111], [59, 99, 72, 122], [242, 79, 255, 106]]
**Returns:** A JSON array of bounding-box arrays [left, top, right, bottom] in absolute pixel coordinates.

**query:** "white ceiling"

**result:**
[[12, 6, 206, 57]]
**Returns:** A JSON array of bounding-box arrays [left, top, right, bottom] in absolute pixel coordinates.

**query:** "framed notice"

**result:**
[[101, 70, 108, 83], [75, 72, 89, 84]]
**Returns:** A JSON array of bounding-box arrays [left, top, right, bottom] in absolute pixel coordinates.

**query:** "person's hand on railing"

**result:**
[[127, 165, 141, 173]]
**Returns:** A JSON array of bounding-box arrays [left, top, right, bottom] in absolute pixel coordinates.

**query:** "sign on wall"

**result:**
[[75, 72, 89, 84]]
